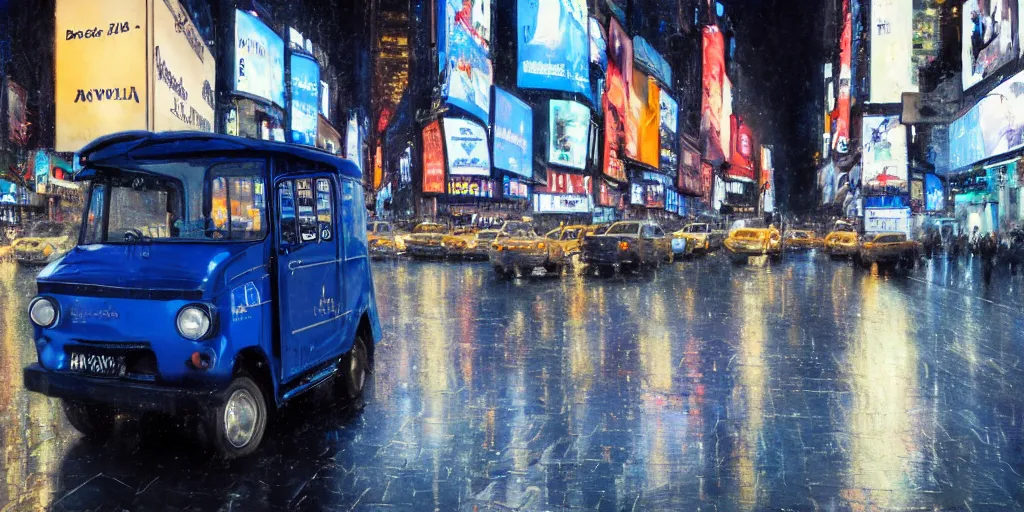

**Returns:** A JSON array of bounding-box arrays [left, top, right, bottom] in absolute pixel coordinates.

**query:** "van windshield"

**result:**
[[82, 160, 267, 244]]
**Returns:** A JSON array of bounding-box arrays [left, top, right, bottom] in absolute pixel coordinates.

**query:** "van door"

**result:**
[[338, 179, 368, 351], [275, 176, 343, 382]]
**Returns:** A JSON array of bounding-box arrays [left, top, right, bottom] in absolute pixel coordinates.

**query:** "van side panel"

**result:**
[[339, 179, 374, 348]]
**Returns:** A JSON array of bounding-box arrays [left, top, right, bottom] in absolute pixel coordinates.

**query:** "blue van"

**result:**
[[22, 131, 382, 457]]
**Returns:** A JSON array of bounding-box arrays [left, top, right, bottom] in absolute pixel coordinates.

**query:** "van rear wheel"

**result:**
[[338, 334, 369, 400], [206, 374, 268, 459], [63, 400, 115, 444]]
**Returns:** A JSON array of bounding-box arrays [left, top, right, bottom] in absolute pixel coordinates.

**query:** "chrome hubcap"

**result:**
[[223, 389, 258, 448]]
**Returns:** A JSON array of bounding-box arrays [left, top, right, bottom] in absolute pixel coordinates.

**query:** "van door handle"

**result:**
[[288, 260, 304, 270]]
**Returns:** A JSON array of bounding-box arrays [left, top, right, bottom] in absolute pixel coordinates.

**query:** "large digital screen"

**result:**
[[422, 120, 445, 194], [760, 145, 775, 212], [493, 88, 533, 178], [440, 22, 492, 122], [589, 17, 607, 69], [443, 118, 491, 176], [517, 0, 590, 95], [721, 76, 733, 161], [659, 90, 678, 175], [234, 9, 285, 107], [963, 0, 1018, 90], [678, 145, 702, 196], [546, 169, 592, 194], [701, 26, 726, 161], [289, 53, 320, 146], [950, 68, 1024, 169], [870, 0, 915, 103], [448, 176, 495, 197], [728, 116, 755, 182], [441, 0, 491, 51], [602, 18, 631, 182], [633, 36, 672, 86], [533, 193, 591, 213], [862, 116, 908, 195], [925, 173, 944, 211], [631, 71, 660, 167], [834, 1, 851, 153], [154, 0, 215, 133], [549, 100, 591, 170]]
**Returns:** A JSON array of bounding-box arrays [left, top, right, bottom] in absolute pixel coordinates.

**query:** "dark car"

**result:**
[[582, 221, 673, 276]]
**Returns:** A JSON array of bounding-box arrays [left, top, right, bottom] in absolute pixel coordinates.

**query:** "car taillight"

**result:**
[[619, 241, 630, 251], [537, 242, 546, 250]]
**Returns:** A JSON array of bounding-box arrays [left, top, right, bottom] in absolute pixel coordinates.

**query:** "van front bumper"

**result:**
[[23, 364, 222, 413]]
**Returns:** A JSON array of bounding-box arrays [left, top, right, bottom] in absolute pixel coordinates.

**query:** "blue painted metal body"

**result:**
[[23, 131, 382, 411]]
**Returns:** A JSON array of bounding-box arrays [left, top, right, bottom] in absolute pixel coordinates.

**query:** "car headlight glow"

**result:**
[[176, 305, 212, 341], [42, 245, 54, 257], [29, 297, 58, 328]]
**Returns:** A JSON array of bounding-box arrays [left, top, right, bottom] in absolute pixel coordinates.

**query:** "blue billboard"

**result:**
[[633, 36, 671, 86], [289, 53, 320, 146], [234, 9, 285, 107], [440, 22, 493, 122], [517, 0, 590, 95], [925, 173, 944, 212], [493, 87, 533, 178]]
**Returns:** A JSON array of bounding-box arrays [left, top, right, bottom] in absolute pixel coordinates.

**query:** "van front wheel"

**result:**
[[207, 374, 268, 459], [338, 334, 369, 400], [63, 400, 115, 444]]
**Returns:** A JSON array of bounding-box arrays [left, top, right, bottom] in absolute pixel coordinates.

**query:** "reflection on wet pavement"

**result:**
[[1, 255, 1024, 510]]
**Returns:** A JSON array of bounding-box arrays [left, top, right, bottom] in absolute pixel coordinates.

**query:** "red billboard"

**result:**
[[678, 144, 703, 196], [598, 179, 624, 208], [728, 116, 756, 182], [421, 120, 445, 194], [701, 26, 726, 162], [545, 169, 592, 195], [602, 18, 632, 182], [832, 0, 851, 154], [701, 162, 714, 205]]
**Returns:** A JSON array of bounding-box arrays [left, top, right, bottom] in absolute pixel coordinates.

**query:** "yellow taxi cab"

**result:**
[[823, 230, 859, 259], [367, 221, 398, 258], [784, 229, 823, 251], [723, 226, 782, 264], [404, 222, 449, 259], [489, 221, 565, 278], [857, 232, 921, 268], [543, 225, 589, 267], [443, 228, 498, 260]]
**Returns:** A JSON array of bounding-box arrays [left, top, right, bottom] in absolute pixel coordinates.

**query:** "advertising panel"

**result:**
[[633, 36, 672, 86], [443, 118, 491, 176], [950, 68, 1024, 169], [702, 162, 715, 205], [659, 90, 678, 176], [320, 80, 329, 119], [234, 9, 285, 107], [503, 176, 530, 199], [963, 0, 1018, 90], [644, 181, 666, 208], [678, 145, 702, 196], [598, 179, 623, 207], [864, 207, 912, 236], [721, 76, 733, 160], [925, 173, 945, 211], [345, 112, 362, 172], [760, 145, 775, 212], [701, 26, 726, 161], [441, 0, 491, 50], [589, 17, 607, 69], [517, 0, 590, 94], [289, 53, 320, 146], [630, 70, 660, 167], [441, 22, 492, 122], [154, 0, 216, 133], [400, 147, 412, 184], [862, 116, 909, 195], [549, 100, 591, 170], [493, 87, 533, 178], [546, 170, 592, 194], [448, 176, 495, 198], [7, 81, 27, 146], [870, 0, 915, 103], [728, 116, 756, 182], [533, 193, 592, 213], [422, 120, 446, 194], [834, 0, 851, 153], [602, 19, 632, 181], [630, 183, 644, 205], [55, 0, 147, 152]]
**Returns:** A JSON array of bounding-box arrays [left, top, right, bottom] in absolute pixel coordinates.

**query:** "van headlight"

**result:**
[[29, 297, 58, 328], [176, 305, 212, 340]]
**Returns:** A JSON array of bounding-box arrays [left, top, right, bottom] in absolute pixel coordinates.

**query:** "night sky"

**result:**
[[728, 0, 825, 213]]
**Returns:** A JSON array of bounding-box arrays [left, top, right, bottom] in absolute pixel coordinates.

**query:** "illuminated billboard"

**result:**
[[659, 90, 678, 176], [633, 36, 671, 86], [154, 0, 215, 133], [443, 118, 491, 176], [862, 116, 909, 195], [760, 145, 775, 212], [533, 193, 592, 213], [549, 100, 591, 170], [448, 176, 495, 198], [289, 53, 320, 146], [440, 22, 492, 122], [728, 116, 756, 182], [504, 176, 530, 200], [422, 121, 445, 194], [545, 169, 592, 195], [925, 173, 944, 211], [678, 145, 702, 196], [833, 0, 851, 153], [950, 68, 1024, 169], [963, 0, 1018, 90], [493, 88, 533, 178], [440, 0, 490, 50], [589, 17, 607, 69], [869, 0, 915, 103], [721, 76, 733, 161], [702, 26, 726, 161], [234, 9, 285, 107], [602, 18, 631, 182], [55, 0, 147, 152], [631, 71, 660, 168], [517, 0, 590, 94]]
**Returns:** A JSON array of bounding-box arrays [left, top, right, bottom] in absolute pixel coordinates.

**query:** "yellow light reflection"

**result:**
[[731, 273, 768, 510]]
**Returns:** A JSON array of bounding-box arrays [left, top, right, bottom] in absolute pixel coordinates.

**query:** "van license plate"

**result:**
[[68, 351, 126, 377]]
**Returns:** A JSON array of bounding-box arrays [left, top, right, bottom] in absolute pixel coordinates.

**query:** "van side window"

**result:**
[[342, 179, 368, 258], [277, 181, 297, 245], [83, 182, 107, 244], [295, 179, 317, 243], [316, 178, 333, 242]]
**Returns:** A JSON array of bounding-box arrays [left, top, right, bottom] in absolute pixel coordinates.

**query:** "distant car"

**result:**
[[784, 230, 823, 251], [823, 230, 859, 259], [671, 223, 724, 257], [582, 221, 673, 276], [544, 225, 589, 267], [404, 222, 449, 259], [489, 222, 564, 278], [11, 221, 74, 265], [723, 226, 782, 264], [443, 228, 495, 260], [367, 221, 398, 258], [857, 232, 921, 268]]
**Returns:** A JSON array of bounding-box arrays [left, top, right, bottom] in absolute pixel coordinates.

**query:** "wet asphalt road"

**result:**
[[2, 252, 1024, 511]]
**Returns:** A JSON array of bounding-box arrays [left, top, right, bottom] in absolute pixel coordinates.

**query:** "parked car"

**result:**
[[489, 222, 564, 277], [582, 220, 673, 276], [544, 224, 589, 267], [857, 232, 921, 268], [823, 230, 859, 259], [723, 226, 783, 264], [784, 229, 823, 251], [671, 223, 724, 257], [443, 228, 496, 260], [11, 220, 75, 265], [22, 131, 382, 458], [367, 221, 398, 258], [404, 222, 449, 259]]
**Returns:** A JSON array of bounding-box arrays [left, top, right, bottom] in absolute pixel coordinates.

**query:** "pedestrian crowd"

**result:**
[[920, 225, 1024, 284]]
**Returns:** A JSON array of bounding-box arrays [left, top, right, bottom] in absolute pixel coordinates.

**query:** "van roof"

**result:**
[[75, 131, 361, 180]]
